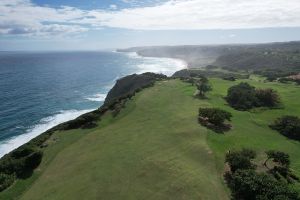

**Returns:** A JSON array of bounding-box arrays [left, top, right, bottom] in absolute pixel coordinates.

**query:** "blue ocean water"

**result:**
[[0, 51, 186, 157]]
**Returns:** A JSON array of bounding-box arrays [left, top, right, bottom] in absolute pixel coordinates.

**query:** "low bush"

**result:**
[[198, 108, 232, 133], [225, 149, 256, 172], [0, 145, 44, 190], [255, 88, 280, 107], [223, 76, 236, 81], [270, 116, 300, 140], [0, 173, 15, 192], [226, 82, 258, 110], [199, 108, 232, 126]]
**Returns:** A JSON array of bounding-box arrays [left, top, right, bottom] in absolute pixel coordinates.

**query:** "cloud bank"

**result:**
[[1, 0, 300, 37]]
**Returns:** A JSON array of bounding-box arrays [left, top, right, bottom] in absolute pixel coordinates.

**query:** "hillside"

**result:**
[[118, 41, 300, 71], [1, 74, 300, 199]]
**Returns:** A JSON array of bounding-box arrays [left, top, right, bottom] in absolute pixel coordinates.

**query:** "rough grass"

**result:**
[[6, 80, 227, 200]]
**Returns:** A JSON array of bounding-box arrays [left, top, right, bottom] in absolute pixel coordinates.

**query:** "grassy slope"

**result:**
[[15, 80, 228, 200], [2, 77, 300, 199]]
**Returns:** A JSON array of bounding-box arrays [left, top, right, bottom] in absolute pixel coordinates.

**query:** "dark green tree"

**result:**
[[265, 150, 290, 168], [225, 149, 256, 172], [255, 88, 280, 107], [270, 116, 300, 140], [195, 77, 212, 97], [226, 82, 258, 110], [199, 108, 232, 126], [228, 169, 300, 200]]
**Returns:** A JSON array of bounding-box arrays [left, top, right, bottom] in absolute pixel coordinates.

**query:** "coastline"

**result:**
[[0, 51, 187, 158]]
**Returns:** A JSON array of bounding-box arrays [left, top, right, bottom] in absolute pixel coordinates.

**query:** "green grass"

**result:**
[[7, 80, 227, 200], [2, 78, 300, 199], [206, 78, 300, 188]]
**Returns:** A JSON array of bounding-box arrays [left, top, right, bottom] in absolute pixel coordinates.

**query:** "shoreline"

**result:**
[[134, 51, 189, 70], [0, 52, 187, 158]]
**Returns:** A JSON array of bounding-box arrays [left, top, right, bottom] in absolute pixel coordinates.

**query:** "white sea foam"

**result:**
[[125, 52, 187, 76], [85, 93, 107, 102], [0, 109, 93, 158]]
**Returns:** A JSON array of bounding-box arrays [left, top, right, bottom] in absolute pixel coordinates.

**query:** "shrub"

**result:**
[[226, 82, 258, 110], [24, 151, 43, 170], [255, 88, 280, 107], [199, 108, 232, 126], [0, 173, 15, 192], [223, 76, 236, 81], [265, 150, 290, 168], [226, 83, 281, 110], [11, 145, 35, 159], [225, 149, 300, 199], [0, 149, 43, 178], [270, 116, 300, 140], [227, 169, 300, 200], [278, 77, 292, 83], [266, 75, 277, 82], [195, 77, 212, 97], [225, 149, 256, 172]]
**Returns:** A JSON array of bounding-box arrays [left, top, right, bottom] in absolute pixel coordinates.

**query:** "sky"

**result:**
[[1, 0, 300, 50]]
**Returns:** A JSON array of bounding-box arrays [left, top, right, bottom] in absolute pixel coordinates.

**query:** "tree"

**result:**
[[227, 169, 300, 200], [226, 82, 281, 110], [225, 149, 256, 172], [266, 75, 277, 82], [270, 116, 300, 140], [195, 77, 212, 97], [226, 82, 258, 110], [265, 150, 290, 168], [255, 88, 280, 107], [199, 108, 232, 126]]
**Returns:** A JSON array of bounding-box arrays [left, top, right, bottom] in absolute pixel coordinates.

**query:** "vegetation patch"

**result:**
[[198, 108, 232, 133], [226, 82, 281, 110], [225, 149, 300, 200], [270, 116, 300, 141]]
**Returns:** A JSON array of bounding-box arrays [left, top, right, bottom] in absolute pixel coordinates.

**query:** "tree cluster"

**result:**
[[270, 116, 300, 141], [225, 149, 300, 200], [226, 82, 280, 110]]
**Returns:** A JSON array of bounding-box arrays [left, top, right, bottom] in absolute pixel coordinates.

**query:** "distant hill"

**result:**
[[118, 41, 300, 71]]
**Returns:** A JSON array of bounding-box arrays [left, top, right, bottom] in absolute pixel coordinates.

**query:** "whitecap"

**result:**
[[0, 109, 93, 158], [85, 93, 107, 102], [124, 52, 187, 76]]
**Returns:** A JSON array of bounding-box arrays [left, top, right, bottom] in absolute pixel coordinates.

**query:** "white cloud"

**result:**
[[1, 0, 300, 37], [109, 4, 118, 10], [90, 0, 300, 30]]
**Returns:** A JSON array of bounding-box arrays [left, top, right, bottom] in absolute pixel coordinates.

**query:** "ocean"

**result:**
[[0, 51, 186, 157]]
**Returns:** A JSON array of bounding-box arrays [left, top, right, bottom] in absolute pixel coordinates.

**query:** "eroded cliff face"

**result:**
[[104, 72, 167, 105]]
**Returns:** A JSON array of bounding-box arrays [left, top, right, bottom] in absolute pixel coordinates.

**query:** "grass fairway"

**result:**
[[13, 80, 228, 200]]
